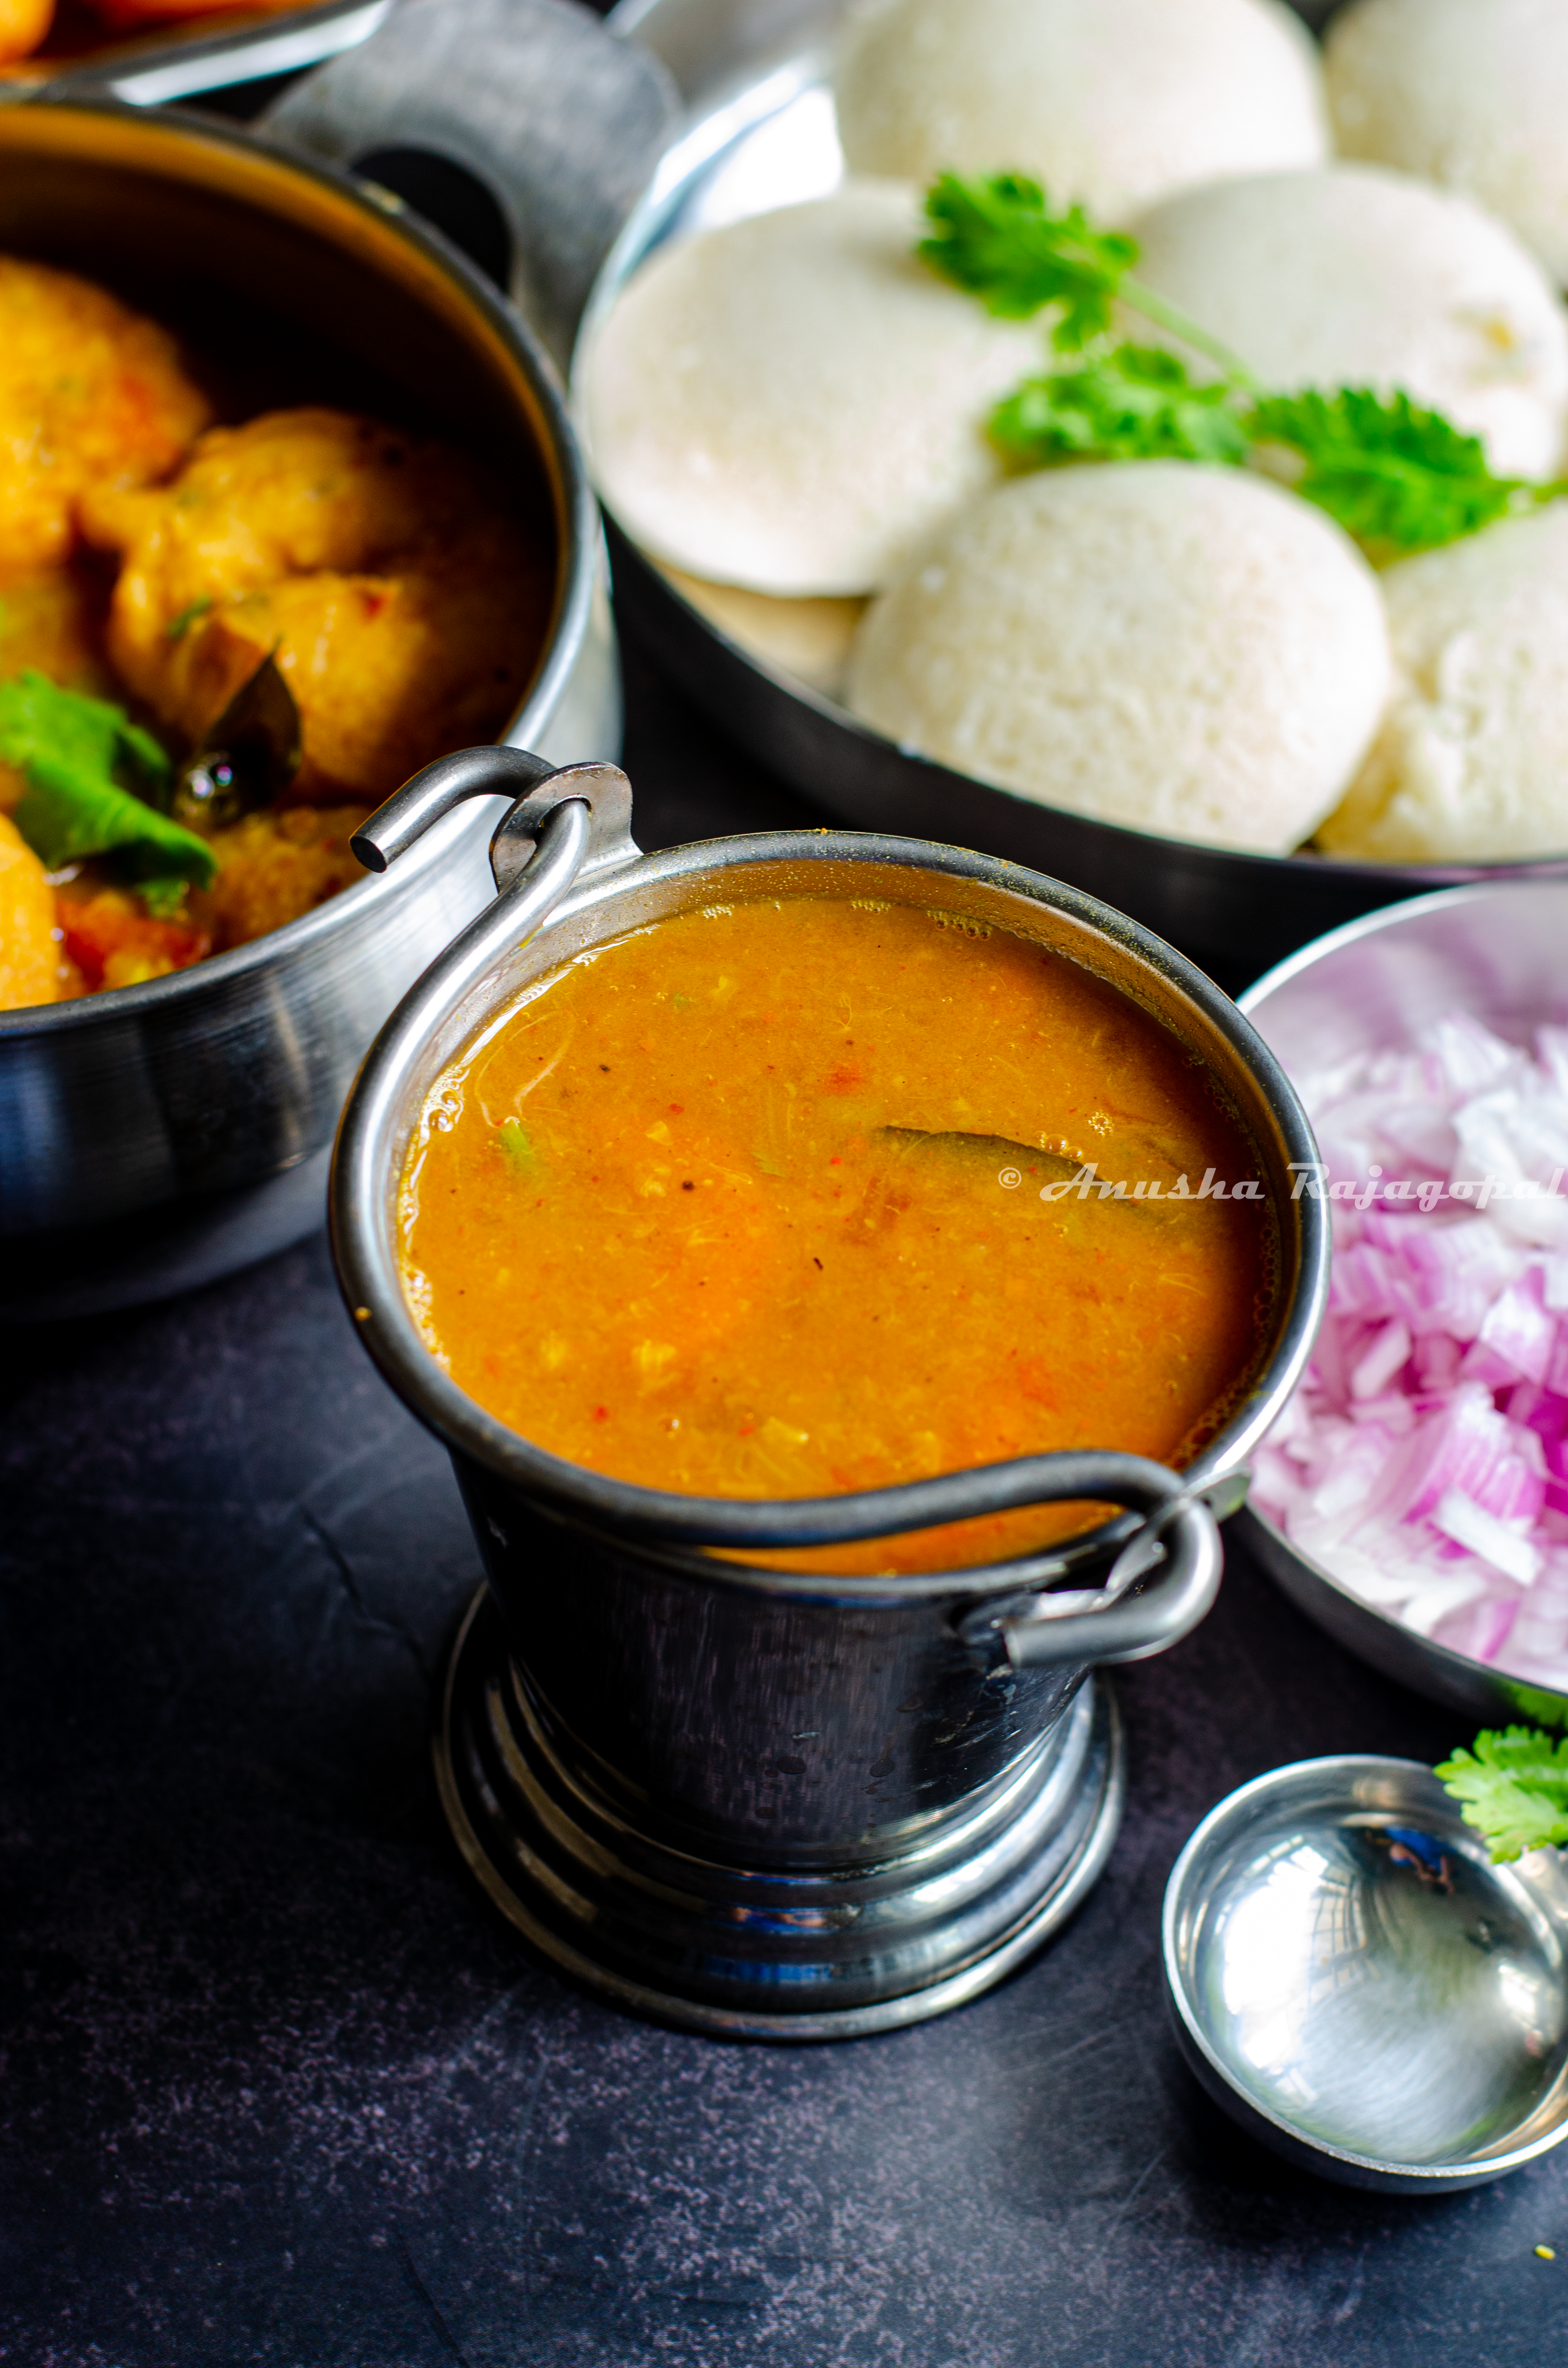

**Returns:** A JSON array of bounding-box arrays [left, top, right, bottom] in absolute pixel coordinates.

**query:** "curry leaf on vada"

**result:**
[[0, 671, 215, 894]]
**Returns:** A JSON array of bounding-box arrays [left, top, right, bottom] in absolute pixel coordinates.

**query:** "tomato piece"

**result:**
[[57, 888, 211, 992]]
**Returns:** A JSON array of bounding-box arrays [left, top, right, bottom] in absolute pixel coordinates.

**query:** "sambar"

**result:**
[[398, 886, 1275, 1571]]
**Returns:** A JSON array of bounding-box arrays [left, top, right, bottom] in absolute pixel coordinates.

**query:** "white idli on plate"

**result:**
[[1128, 166, 1568, 480], [577, 182, 1040, 599], [846, 462, 1392, 855], [832, 0, 1326, 225], [1320, 503, 1568, 864], [1327, 0, 1568, 286]]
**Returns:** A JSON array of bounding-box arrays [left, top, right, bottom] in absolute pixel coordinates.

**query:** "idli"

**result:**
[[846, 462, 1392, 855], [579, 183, 1040, 597], [1130, 167, 1568, 481], [1327, 0, 1568, 286], [1320, 504, 1568, 863], [833, 0, 1326, 224]]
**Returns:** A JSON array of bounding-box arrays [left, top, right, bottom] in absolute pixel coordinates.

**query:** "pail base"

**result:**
[[434, 1586, 1126, 2040]]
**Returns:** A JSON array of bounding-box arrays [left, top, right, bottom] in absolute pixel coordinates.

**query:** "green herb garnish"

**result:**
[[0, 671, 215, 895], [495, 1119, 539, 1179], [1437, 1726, 1568, 1862], [920, 172, 1138, 347], [1248, 389, 1560, 562], [920, 171, 1250, 373], [922, 172, 1565, 561], [991, 344, 1251, 469]]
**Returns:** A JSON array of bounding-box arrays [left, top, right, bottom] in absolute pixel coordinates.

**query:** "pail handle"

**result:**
[[946, 1458, 1226, 1672], [349, 751, 640, 1041]]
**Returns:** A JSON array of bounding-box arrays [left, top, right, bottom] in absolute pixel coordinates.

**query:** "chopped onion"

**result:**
[[1252, 1010, 1568, 1688]]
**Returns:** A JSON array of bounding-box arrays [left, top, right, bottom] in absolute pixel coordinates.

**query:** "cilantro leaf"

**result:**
[[0, 671, 215, 893], [1247, 388, 1555, 560], [923, 176, 1568, 558], [918, 171, 1256, 378], [919, 172, 1138, 347], [1436, 1726, 1568, 1862], [990, 344, 1251, 469]]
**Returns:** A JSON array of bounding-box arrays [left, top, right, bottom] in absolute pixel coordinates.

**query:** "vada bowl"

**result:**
[[330, 745, 1328, 2035], [0, 97, 615, 1318]]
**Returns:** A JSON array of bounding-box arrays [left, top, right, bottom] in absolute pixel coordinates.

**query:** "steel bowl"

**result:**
[[1164, 1755, 1568, 2191], [0, 95, 619, 1319], [327, 746, 1328, 2033], [1236, 880, 1568, 1727], [588, 0, 1568, 983]]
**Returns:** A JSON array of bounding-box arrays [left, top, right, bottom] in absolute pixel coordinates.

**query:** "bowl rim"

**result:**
[[1236, 1497, 1568, 1718], [7, 0, 387, 101], [1235, 876, 1568, 1019], [331, 824, 1331, 1595], [0, 93, 598, 1037], [1162, 1751, 1568, 2190]]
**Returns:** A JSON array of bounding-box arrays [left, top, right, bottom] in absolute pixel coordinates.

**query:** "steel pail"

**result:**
[[331, 752, 1328, 2034]]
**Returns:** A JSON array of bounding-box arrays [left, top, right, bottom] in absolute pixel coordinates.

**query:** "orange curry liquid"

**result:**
[[399, 895, 1274, 1572]]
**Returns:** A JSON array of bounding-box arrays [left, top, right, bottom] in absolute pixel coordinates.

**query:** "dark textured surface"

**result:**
[[6, 645, 1568, 2366]]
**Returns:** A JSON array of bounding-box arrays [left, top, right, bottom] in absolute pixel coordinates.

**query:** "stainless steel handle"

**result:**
[[349, 746, 640, 1046], [373, 795, 594, 1039], [354, 747, 639, 886], [599, 1430, 1230, 1665], [260, 0, 681, 362], [960, 1491, 1223, 1671], [350, 743, 556, 872]]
